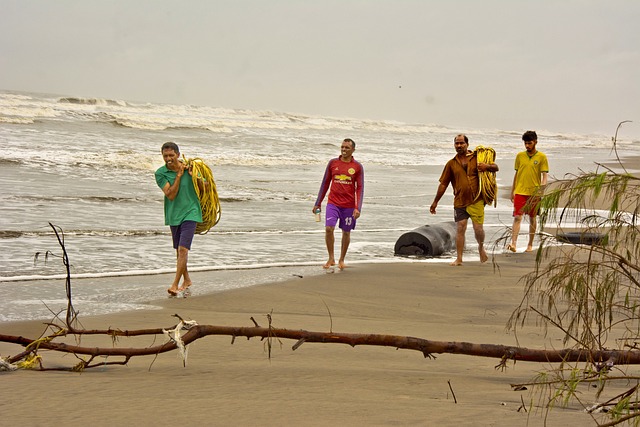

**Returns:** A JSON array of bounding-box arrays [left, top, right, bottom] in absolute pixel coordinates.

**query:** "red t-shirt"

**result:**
[[315, 157, 364, 210]]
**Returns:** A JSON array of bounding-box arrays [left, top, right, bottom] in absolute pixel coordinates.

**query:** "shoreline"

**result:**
[[0, 255, 597, 426], [0, 257, 476, 323], [0, 257, 459, 283]]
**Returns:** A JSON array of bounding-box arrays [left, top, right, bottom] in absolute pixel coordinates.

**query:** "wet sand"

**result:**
[[0, 256, 599, 426]]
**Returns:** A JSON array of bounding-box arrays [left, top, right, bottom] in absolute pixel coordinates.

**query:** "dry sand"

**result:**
[[0, 255, 603, 427]]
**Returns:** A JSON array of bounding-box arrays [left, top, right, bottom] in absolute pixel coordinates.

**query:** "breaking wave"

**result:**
[[58, 96, 128, 107]]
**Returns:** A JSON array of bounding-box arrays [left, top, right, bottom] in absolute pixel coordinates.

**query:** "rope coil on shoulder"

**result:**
[[183, 157, 221, 234], [475, 146, 498, 207]]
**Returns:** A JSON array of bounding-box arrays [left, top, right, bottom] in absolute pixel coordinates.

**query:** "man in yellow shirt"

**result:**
[[508, 131, 549, 252]]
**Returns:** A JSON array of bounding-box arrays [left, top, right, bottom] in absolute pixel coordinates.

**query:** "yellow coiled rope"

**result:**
[[184, 157, 221, 234], [475, 146, 498, 207]]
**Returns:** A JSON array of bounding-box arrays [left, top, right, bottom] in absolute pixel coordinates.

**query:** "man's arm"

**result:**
[[313, 160, 333, 212], [354, 165, 364, 215], [510, 170, 518, 202], [477, 162, 499, 172], [162, 174, 182, 201], [162, 163, 186, 201], [430, 182, 448, 214], [196, 175, 209, 194]]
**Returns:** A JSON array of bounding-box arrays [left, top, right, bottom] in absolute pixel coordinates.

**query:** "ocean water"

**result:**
[[0, 90, 634, 322]]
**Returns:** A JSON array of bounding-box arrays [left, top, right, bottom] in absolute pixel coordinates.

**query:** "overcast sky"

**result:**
[[1, 0, 638, 138]]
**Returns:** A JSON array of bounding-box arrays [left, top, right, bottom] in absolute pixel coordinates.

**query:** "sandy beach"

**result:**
[[3, 154, 636, 427], [0, 254, 602, 427]]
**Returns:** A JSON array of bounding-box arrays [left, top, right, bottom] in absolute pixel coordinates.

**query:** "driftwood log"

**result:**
[[1, 320, 638, 371]]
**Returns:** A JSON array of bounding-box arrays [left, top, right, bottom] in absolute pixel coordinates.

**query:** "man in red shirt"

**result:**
[[313, 138, 364, 270]]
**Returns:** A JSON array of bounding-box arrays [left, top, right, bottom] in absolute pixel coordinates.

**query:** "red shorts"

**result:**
[[513, 194, 540, 217]]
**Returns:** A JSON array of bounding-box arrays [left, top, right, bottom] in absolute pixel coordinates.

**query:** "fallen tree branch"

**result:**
[[4, 323, 640, 370]]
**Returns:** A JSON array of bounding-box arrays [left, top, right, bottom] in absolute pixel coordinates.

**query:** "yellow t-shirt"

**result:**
[[513, 151, 549, 196]]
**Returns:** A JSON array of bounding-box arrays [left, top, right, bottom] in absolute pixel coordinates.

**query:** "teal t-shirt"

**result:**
[[155, 165, 203, 226]]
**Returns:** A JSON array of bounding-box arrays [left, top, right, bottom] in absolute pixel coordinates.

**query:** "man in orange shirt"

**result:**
[[430, 134, 499, 266]]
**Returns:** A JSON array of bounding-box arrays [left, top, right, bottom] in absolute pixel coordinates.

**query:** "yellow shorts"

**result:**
[[465, 199, 485, 224]]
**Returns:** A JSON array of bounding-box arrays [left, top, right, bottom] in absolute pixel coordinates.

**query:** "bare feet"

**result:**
[[450, 259, 463, 266], [167, 288, 178, 297], [479, 248, 489, 263], [338, 261, 346, 270], [507, 244, 517, 253], [178, 281, 192, 292], [525, 246, 534, 252], [323, 260, 336, 269]]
